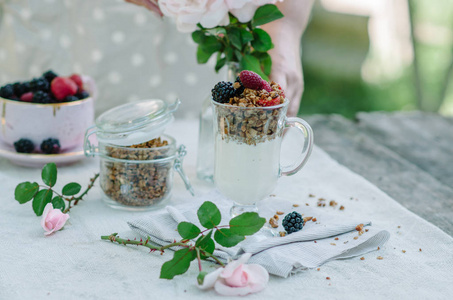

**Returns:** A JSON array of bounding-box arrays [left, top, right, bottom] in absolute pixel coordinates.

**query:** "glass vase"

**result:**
[[196, 62, 240, 182]]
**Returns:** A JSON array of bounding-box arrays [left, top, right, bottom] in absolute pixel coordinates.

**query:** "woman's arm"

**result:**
[[262, 0, 314, 116]]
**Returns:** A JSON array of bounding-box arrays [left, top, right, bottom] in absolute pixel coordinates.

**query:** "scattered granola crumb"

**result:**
[[273, 214, 279, 220], [339, 205, 345, 211], [360, 257, 365, 260], [306, 203, 309, 206], [377, 247, 380, 250], [419, 248, 422, 252], [359, 230, 364, 236], [353, 236, 358, 240], [319, 198, 325, 201], [312, 217, 317, 222], [334, 237, 339, 240], [269, 217, 278, 228], [303, 216, 313, 223], [276, 211, 284, 215], [314, 241, 317, 243], [356, 224, 364, 232], [309, 194, 315, 198], [330, 243, 336, 246], [329, 200, 337, 207], [365, 229, 369, 232], [398, 226, 401, 228], [377, 256, 383, 260], [317, 268, 320, 271], [269, 194, 276, 197], [293, 204, 299, 207], [326, 277, 330, 280], [402, 250, 406, 253], [279, 231, 286, 237]]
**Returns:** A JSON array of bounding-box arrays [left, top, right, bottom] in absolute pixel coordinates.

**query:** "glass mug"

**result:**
[[212, 99, 314, 218]]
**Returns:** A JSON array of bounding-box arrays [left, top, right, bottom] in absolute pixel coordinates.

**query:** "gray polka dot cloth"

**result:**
[[0, 0, 225, 118]]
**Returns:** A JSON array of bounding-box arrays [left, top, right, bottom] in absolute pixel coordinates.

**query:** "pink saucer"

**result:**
[[0, 141, 86, 168]]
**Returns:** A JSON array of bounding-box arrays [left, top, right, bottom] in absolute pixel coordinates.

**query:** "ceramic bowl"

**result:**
[[0, 97, 95, 151]]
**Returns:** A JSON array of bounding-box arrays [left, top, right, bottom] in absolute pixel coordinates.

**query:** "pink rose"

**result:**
[[198, 253, 269, 296], [158, 0, 229, 33], [41, 203, 70, 236], [226, 0, 281, 23]]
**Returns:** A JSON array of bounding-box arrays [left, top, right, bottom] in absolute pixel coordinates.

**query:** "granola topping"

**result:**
[[100, 137, 172, 207]]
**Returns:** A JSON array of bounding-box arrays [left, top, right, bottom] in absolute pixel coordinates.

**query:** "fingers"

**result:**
[[124, 0, 163, 16]]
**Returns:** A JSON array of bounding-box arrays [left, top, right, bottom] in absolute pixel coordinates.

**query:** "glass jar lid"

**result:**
[[94, 99, 180, 146]]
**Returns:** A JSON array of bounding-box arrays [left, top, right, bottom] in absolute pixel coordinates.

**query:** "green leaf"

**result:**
[[196, 230, 215, 259], [197, 201, 221, 229], [200, 36, 222, 53], [160, 248, 196, 279], [239, 28, 254, 44], [41, 163, 57, 187], [62, 182, 81, 196], [227, 27, 243, 50], [32, 189, 53, 216], [240, 54, 269, 81], [52, 196, 65, 212], [14, 182, 39, 204], [252, 4, 284, 27], [251, 28, 273, 52], [225, 47, 234, 61], [214, 228, 245, 247], [252, 51, 272, 76], [229, 212, 266, 236], [192, 30, 206, 44], [177, 222, 201, 240], [197, 46, 213, 64], [215, 57, 227, 72]]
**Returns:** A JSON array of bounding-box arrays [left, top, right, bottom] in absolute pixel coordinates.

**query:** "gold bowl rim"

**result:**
[[0, 96, 93, 107]]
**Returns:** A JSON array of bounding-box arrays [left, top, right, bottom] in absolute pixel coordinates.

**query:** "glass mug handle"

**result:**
[[280, 117, 314, 176]]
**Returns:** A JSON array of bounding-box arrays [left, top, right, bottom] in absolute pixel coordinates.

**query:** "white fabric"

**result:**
[[128, 192, 390, 277], [0, 120, 452, 299]]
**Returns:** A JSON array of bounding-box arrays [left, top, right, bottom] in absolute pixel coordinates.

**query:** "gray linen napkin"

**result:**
[[128, 191, 390, 278]]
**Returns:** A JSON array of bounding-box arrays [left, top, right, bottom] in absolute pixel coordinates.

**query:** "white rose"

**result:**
[[159, 0, 229, 33], [226, 0, 280, 23]]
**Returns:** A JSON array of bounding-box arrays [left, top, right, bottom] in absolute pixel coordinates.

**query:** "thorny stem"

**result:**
[[196, 248, 203, 272], [101, 233, 226, 267], [63, 173, 99, 213], [101, 233, 190, 252]]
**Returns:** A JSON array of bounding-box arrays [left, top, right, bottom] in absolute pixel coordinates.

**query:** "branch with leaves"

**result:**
[[193, 4, 284, 80], [101, 201, 266, 281], [14, 163, 99, 216]]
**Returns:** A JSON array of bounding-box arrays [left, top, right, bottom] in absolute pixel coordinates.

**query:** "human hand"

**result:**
[[266, 30, 303, 117], [262, 0, 314, 117], [124, 0, 163, 16]]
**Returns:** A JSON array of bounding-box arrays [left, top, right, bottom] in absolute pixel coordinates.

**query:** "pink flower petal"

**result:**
[[220, 253, 252, 278], [53, 213, 70, 232], [242, 264, 269, 292], [224, 264, 248, 287], [214, 279, 254, 296], [40, 203, 54, 232]]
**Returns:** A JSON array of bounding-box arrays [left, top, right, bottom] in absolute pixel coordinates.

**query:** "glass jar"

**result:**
[[196, 63, 240, 182], [84, 99, 193, 211]]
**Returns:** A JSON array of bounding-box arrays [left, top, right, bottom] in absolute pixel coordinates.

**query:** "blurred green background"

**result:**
[[299, 0, 453, 118]]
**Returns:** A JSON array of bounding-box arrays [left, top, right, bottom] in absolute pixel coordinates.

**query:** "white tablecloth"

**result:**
[[1, 120, 452, 300]]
